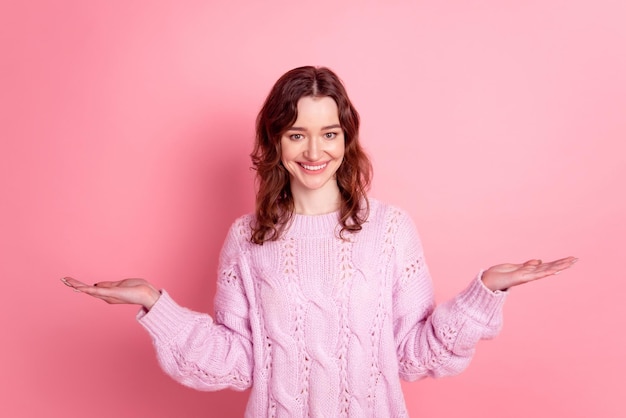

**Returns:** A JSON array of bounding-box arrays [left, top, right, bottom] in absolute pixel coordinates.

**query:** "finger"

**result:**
[[524, 259, 577, 280], [94, 279, 145, 288], [544, 257, 578, 272], [81, 285, 144, 305], [61, 277, 90, 289], [76, 288, 123, 304], [79, 285, 122, 299], [545, 256, 578, 267], [523, 259, 542, 266], [559, 256, 578, 266]]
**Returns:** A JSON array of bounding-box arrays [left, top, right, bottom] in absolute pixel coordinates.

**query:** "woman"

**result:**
[[62, 66, 576, 417]]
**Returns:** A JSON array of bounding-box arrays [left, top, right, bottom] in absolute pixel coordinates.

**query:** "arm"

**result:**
[[392, 212, 577, 381], [394, 268, 506, 381], [138, 221, 254, 391], [137, 286, 253, 391], [61, 219, 255, 391], [391, 213, 505, 381]]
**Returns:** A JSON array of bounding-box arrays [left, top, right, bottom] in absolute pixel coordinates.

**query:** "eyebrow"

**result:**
[[288, 124, 342, 131]]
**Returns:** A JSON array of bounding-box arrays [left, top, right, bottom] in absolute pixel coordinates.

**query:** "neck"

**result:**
[[291, 181, 341, 215]]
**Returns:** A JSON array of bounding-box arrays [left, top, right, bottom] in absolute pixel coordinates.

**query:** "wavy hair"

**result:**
[[250, 66, 372, 244]]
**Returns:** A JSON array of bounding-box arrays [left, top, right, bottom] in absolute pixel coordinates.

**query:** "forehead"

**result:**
[[292, 96, 340, 125]]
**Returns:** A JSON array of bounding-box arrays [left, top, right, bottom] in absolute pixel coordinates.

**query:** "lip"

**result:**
[[298, 162, 329, 172]]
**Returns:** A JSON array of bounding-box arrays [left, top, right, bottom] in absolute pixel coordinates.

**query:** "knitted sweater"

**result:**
[[138, 199, 507, 417]]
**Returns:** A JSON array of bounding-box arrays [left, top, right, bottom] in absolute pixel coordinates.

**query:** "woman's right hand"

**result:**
[[61, 277, 161, 310]]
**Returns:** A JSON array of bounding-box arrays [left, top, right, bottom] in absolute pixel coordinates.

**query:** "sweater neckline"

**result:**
[[282, 199, 377, 238], [283, 198, 379, 238], [283, 210, 342, 238]]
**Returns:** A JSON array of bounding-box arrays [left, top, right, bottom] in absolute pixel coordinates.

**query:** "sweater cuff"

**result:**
[[454, 272, 508, 328], [136, 290, 210, 343]]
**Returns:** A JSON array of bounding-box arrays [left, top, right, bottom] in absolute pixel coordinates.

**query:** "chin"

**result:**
[[294, 177, 335, 192]]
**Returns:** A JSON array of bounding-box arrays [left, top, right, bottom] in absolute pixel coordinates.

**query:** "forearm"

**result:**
[[397, 275, 507, 380], [138, 290, 254, 391]]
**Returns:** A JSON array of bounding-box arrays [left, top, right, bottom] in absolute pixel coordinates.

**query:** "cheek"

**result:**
[[332, 140, 346, 157], [280, 147, 296, 163], [279, 138, 292, 161]]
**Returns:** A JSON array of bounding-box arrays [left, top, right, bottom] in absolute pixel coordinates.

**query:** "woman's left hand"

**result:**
[[481, 256, 578, 292]]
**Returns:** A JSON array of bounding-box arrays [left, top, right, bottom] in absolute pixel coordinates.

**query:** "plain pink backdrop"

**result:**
[[1, 0, 624, 417]]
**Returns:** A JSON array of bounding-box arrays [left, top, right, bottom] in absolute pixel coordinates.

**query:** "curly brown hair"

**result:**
[[250, 66, 372, 244]]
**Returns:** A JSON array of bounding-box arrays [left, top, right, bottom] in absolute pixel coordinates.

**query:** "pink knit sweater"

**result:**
[[138, 199, 507, 417]]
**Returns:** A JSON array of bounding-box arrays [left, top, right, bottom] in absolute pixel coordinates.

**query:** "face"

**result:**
[[281, 96, 345, 197]]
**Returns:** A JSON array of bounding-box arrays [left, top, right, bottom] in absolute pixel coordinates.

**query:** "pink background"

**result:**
[[1, 0, 624, 417]]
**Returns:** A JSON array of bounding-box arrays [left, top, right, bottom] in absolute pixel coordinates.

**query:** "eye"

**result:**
[[289, 133, 304, 141], [324, 132, 338, 139]]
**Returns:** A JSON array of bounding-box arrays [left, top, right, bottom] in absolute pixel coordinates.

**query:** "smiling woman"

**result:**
[[62, 66, 577, 417], [280, 96, 346, 214], [251, 66, 372, 244]]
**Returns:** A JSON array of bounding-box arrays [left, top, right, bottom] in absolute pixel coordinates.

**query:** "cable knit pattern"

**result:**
[[137, 199, 507, 417]]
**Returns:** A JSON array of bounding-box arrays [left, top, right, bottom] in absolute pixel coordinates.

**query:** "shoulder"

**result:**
[[229, 213, 255, 240], [366, 198, 415, 229], [365, 198, 423, 248], [220, 213, 255, 258]]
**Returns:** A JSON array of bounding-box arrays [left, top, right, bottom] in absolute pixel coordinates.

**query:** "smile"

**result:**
[[299, 162, 328, 171]]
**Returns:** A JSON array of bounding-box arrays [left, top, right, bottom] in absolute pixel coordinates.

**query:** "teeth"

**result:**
[[301, 163, 327, 171]]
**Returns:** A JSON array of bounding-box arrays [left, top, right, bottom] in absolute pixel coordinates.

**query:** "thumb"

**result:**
[[93, 281, 118, 288]]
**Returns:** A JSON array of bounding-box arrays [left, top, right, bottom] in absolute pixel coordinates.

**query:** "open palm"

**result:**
[[481, 256, 577, 291], [61, 277, 160, 309]]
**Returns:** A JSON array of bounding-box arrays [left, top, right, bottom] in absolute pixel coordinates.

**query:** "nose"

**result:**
[[304, 136, 322, 161]]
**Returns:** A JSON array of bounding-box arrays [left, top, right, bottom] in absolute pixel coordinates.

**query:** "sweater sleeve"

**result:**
[[137, 219, 254, 391], [391, 211, 507, 381]]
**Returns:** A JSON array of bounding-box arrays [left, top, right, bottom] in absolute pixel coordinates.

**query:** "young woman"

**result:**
[[62, 66, 576, 417]]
